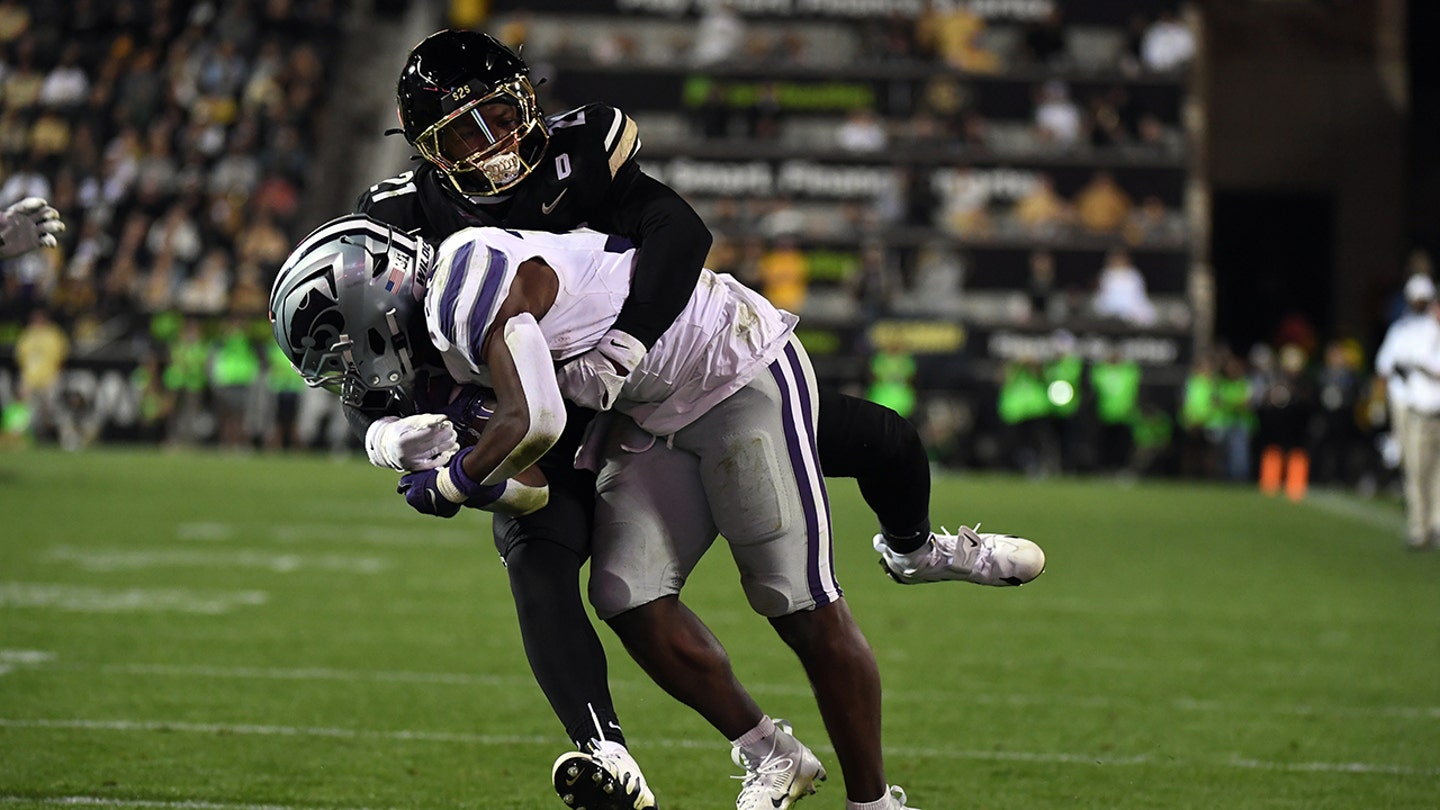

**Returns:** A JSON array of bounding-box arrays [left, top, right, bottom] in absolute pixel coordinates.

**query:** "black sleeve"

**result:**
[[594, 170, 712, 350]]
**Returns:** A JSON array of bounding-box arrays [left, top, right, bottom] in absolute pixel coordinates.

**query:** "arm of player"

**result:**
[[554, 121, 713, 410], [398, 313, 564, 518]]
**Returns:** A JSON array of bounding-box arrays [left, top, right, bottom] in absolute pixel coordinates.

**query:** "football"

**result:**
[[451, 384, 548, 489]]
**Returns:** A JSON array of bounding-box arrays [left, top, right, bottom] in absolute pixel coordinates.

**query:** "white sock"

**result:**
[[730, 715, 779, 762], [846, 792, 892, 810]]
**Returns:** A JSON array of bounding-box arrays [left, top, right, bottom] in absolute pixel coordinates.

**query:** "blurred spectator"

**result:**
[[1131, 397, 1176, 476], [866, 332, 917, 420], [694, 83, 731, 140], [14, 307, 67, 441], [917, 2, 999, 73], [295, 383, 349, 453], [39, 42, 89, 108], [998, 355, 1055, 477], [1375, 274, 1440, 548], [130, 349, 169, 444], [1074, 170, 1134, 233], [163, 317, 210, 447], [691, 0, 744, 66], [209, 317, 260, 451], [1043, 331, 1085, 473], [1033, 80, 1081, 146], [1021, 5, 1066, 67], [757, 235, 808, 314], [939, 165, 991, 237], [1011, 173, 1073, 239], [0, 0, 30, 45], [1092, 248, 1156, 326], [744, 82, 784, 140], [1086, 87, 1134, 148], [228, 261, 268, 318], [1179, 354, 1220, 477], [1142, 8, 1195, 72], [835, 107, 888, 152], [3, 39, 43, 110], [1091, 350, 1142, 472], [177, 247, 231, 315], [1216, 349, 1257, 481], [848, 241, 902, 320], [1025, 250, 1061, 324], [1255, 343, 1314, 500], [893, 242, 963, 317], [262, 340, 306, 451], [1124, 195, 1185, 245], [1312, 339, 1365, 486]]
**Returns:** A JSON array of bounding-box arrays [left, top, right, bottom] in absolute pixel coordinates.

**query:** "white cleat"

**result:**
[[874, 525, 1045, 586], [883, 785, 920, 809], [552, 739, 657, 810], [732, 719, 826, 810]]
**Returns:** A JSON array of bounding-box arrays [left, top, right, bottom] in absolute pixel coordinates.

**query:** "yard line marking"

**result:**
[[0, 650, 54, 665], [174, 521, 478, 547], [44, 546, 390, 575], [1302, 489, 1406, 534], [84, 662, 1440, 721], [3, 718, 1436, 777], [0, 583, 267, 615], [0, 796, 387, 810]]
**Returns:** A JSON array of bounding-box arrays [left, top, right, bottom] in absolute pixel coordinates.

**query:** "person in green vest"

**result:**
[[163, 318, 211, 447], [999, 355, 1052, 476], [130, 349, 169, 443], [1131, 397, 1176, 476], [1179, 354, 1220, 477], [263, 340, 308, 450], [1213, 349, 1258, 481], [1090, 350, 1142, 472], [209, 317, 262, 450], [1042, 330, 1084, 473], [866, 333, 917, 420]]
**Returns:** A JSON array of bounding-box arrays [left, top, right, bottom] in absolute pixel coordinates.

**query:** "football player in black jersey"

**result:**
[[352, 30, 1043, 810]]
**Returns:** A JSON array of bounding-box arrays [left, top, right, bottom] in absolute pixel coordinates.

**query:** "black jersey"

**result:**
[[355, 103, 709, 351], [347, 103, 711, 449], [357, 103, 642, 246]]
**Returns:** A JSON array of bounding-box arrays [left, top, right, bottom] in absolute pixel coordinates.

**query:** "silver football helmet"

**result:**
[[268, 214, 435, 411]]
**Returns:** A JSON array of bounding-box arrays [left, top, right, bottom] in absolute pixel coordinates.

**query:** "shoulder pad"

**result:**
[[425, 229, 519, 376], [546, 104, 640, 181]]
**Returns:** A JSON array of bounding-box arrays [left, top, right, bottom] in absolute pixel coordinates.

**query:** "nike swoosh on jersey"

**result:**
[[540, 188, 568, 215]]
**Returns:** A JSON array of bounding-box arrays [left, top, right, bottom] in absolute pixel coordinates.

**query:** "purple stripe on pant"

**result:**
[[769, 339, 839, 607]]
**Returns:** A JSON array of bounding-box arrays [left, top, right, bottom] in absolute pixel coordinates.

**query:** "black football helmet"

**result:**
[[396, 29, 549, 196]]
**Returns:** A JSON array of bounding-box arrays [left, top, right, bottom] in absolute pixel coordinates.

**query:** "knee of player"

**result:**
[[588, 569, 642, 620]]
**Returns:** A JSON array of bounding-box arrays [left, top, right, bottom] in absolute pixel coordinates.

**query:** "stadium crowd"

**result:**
[[0, 0, 1414, 500]]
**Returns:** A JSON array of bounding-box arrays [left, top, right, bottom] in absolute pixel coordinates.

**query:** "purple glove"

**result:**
[[397, 445, 506, 517]]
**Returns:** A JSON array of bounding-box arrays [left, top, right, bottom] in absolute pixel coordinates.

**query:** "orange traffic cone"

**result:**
[[1259, 445, 1283, 496], [1285, 448, 1309, 502]]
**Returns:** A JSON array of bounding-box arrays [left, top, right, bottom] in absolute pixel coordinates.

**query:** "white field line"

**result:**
[[176, 522, 479, 548], [0, 798, 386, 810], [0, 583, 267, 614], [1, 718, 1435, 777], [1302, 489, 1407, 534], [89, 663, 1440, 721], [44, 546, 390, 575]]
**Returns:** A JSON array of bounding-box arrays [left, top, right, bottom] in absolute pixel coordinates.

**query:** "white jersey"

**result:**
[[424, 226, 798, 434]]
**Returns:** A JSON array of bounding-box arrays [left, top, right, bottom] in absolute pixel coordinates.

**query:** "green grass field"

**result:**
[[1, 447, 1437, 809]]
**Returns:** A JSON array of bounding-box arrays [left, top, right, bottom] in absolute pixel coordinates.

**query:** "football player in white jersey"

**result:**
[[343, 30, 1041, 810], [272, 214, 925, 810]]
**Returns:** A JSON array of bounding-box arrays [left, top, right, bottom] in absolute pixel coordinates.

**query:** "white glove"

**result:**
[[0, 198, 65, 260], [556, 328, 647, 411], [364, 413, 460, 472]]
